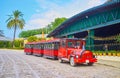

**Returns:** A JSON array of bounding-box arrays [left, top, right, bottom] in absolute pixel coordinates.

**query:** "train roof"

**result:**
[[25, 38, 86, 45], [26, 39, 60, 44], [45, 38, 60, 43], [26, 42, 37, 44], [60, 38, 86, 40]]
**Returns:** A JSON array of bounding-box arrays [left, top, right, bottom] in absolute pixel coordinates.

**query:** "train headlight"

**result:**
[[76, 55, 79, 58], [95, 55, 97, 58]]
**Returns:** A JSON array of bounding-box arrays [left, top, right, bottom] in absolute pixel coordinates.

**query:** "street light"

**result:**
[[86, 16, 88, 18]]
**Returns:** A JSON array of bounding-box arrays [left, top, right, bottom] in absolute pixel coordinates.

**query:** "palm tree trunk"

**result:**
[[12, 25, 17, 48]]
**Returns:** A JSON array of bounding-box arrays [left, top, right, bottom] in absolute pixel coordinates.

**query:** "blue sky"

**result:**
[[0, 0, 106, 39]]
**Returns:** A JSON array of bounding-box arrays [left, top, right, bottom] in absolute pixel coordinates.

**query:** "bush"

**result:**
[[0, 39, 24, 49], [0, 41, 5, 48], [27, 36, 38, 42], [0, 41, 12, 48], [14, 39, 24, 48]]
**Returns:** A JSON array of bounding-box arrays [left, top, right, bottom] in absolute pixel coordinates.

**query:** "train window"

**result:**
[[32, 44, 35, 48], [68, 42, 74, 48], [30, 44, 33, 48], [38, 44, 40, 49], [29, 45, 31, 48], [36, 44, 39, 49], [50, 43, 52, 49], [54, 42, 59, 50], [61, 41, 66, 47], [52, 43, 54, 49], [41, 44, 44, 49], [25, 44, 28, 48], [45, 44, 46, 49], [48, 43, 50, 49], [44, 43, 46, 49], [41, 44, 42, 48], [47, 43, 49, 49], [27, 45, 30, 48], [45, 43, 47, 49], [34, 44, 36, 48], [37, 44, 40, 49], [75, 41, 80, 46], [26, 44, 28, 48], [42, 44, 44, 49], [36, 44, 37, 48]]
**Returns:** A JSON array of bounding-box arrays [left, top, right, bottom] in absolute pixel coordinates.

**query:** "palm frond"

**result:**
[[13, 10, 23, 19], [7, 14, 13, 17], [7, 19, 15, 29], [17, 19, 25, 29], [6, 16, 13, 22], [0, 30, 4, 37], [6, 10, 25, 29]]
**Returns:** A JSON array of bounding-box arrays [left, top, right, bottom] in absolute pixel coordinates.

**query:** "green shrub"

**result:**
[[0, 39, 24, 49], [27, 36, 38, 42], [14, 39, 24, 48], [0, 41, 12, 48]]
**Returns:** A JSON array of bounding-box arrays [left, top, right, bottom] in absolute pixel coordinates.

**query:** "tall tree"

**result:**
[[19, 17, 67, 38], [27, 36, 38, 42], [6, 10, 25, 47], [0, 30, 4, 37], [48, 17, 67, 33]]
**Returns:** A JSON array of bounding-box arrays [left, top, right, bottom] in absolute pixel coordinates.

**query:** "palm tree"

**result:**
[[6, 10, 25, 48], [0, 30, 4, 37]]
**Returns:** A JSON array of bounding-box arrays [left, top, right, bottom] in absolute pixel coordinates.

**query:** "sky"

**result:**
[[0, 0, 106, 39]]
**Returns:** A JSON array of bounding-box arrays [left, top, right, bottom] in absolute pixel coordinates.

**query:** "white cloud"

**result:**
[[45, 10, 61, 19], [88, 0, 104, 8], [24, 10, 61, 30], [24, 19, 50, 30], [24, 0, 106, 30]]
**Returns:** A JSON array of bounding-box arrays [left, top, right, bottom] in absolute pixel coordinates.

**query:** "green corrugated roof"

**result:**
[[47, 1, 120, 37]]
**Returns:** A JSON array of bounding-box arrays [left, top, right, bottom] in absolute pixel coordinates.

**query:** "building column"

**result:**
[[86, 30, 94, 51]]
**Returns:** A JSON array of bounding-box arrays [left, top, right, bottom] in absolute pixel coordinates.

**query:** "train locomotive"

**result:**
[[24, 38, 97, 66]]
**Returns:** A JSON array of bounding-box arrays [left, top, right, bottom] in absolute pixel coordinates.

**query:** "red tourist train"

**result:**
[[24, 38, 97, 66]]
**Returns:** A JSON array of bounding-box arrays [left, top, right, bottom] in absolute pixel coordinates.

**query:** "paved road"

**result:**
[[0, 49, 120, 78]]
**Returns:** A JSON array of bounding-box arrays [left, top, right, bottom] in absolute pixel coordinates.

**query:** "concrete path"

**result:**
[[97, 56, 120, 62], [97, 56, 120, 69]]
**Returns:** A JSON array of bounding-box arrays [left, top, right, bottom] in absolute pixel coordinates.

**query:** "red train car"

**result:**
[[43, 39, 60, 59], [24, 42, 34, 55], [58, 38, 97, 66], [32, 41, 44, 57]]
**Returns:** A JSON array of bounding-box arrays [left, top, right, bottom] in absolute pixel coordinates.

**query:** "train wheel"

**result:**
[[70, 57, 76, 67], [59, 58, 63, 63], [88, 63, 93, 66], [25, 52, 28, 55]]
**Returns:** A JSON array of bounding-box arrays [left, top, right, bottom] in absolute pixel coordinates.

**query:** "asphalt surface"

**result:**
[[0, 49, 120, 78]]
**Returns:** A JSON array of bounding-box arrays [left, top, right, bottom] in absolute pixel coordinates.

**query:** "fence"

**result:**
[[85, 35, 120, 56]]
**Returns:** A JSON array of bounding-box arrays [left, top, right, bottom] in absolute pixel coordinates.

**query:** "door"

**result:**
[[59, 39, 66, 58]]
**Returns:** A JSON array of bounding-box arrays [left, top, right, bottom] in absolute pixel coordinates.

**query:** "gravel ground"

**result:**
[[0, 49, 120, 78]]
